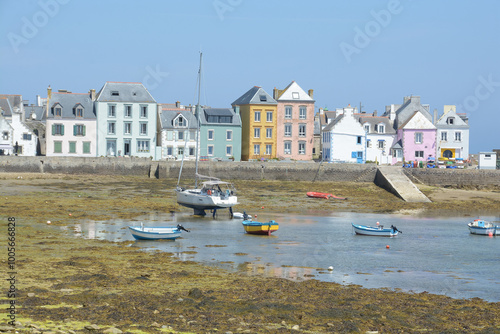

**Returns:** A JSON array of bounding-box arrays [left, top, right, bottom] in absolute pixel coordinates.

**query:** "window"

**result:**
[[140, 105, 148, 118], [55, 107, 62, 117], [83, 142, 91, 154], [415, 151, 424, 158], [124, 122, 132, 135], [455, 131, 462, 141], [284, 124, 291, 137], [208, 130, 214, 140], [226, 145, 232, 156], [178, 147, 184, 156], [140, 123, 147, 135], [111, 91, 119, 96], [137, 140, 150, 153], [266, 128, 272, 138], [447, 117, 454, 125], [292, 92, 299, 99], [178, 131, 184, 140], [364, 124, 370, 133], [378, 124, 385, 133], [52, 124, 64, 135], [69, 141, 76, 153], [299, 106, 306, 119], [254, 128, 260, 138], [415, 132, 423, 144], [266, 144, 272, 155], [74, 124, 85, 136], [108, 105, 116, 117], [441, 132, 447, 141], [189, 147, 195, 156], [378, 140, 385, 149], [75, 108, 83, 117], [226, 130, 232, 141], [175, 117, 185, 127], [54, 141, 62, 153], [266, 111, 273, 122], [207, 145, 214, 156], [108, 122, 116, 135], [190, 130, 196, 141], [366, 139, 371, 148], [299, 124, 306, 137], [259, 95, 267, 102], [284, 141, 291, 155], [299, 142, 305, 154], [106, 140, 116, 156], [125, 105, 132, 118], [285, 106, 292, 119], [2, 131, 8, 140], [254, 144, 260, 155], [254, 111, 261, 122], [167, 147, 173, 155], [23, 133, 32, 140], [357, 136, 362, 144]]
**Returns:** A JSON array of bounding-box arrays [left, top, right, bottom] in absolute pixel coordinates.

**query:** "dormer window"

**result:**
[[51, 103, 62, 117], [73, 104, 84, 118], [378, 124, 385, 133], [259, 95, 267, 102], [447, 117, 454, 125], [364, 124, 370, 133], [111, 91, 119, 96], [175, 116, 186, 127]]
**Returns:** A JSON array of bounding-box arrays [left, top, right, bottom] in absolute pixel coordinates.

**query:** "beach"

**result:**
[[1, 173, 500, 333]]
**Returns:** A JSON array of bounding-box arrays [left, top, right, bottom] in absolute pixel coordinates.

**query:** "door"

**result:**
[[124, 139, 131, 156], [357, 151, 363, 164]]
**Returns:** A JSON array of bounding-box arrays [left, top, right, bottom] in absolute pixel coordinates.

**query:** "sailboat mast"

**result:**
[[194, 52, 202, 189]]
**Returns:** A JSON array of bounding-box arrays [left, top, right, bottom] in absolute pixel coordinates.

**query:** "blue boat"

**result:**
[[352, 223, 401, 237], [128, 223, 189, 240]]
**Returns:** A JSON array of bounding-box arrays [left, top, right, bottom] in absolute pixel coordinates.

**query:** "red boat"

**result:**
[[306, 192, 347, 200]]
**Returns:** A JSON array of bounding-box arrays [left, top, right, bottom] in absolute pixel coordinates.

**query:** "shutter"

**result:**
[[73, 125, 77, 136], [61, 125, 64, 136], [351, 152, 357, 158], [82, 125, 86, 136], [52, 124, 55, 135]]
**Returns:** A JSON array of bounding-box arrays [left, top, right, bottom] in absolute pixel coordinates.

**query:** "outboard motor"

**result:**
[[177, 224, 190, 232]]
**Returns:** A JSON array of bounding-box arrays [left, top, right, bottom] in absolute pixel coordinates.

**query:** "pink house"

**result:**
[[394, 111, 436, 164], [273, 81, 315, 160]]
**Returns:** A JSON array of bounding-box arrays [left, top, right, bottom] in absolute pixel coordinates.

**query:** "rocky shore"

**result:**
[[1, 173, 500, 333]]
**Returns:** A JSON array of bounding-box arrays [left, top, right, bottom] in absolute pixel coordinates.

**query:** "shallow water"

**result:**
[[68, 211, 500, 302]]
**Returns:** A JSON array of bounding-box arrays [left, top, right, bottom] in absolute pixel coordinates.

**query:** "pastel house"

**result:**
[[396, 111, 436, 163]]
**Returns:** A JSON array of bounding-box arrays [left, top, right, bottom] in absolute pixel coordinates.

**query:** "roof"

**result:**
[[357, 115, 396, 134], [436, 108, 469, 129], [200, 108, 241, 126], [0, 95, 23, 116], [322, 114, 344, 132], [0, 98, 13, 117], [232, 86, 277, 106], [399, 111, 436, 130], [96, 82, 156, 103], [48, 92, 95, 119], [276, 81, 314, 102], [387, 96, 433, 129], [391, 139, 403, 149], [159, 109, 197, 130], [24, 105, 46, 121]]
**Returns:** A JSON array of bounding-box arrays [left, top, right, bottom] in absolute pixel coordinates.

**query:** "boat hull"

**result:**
[[242, 220, 279, 235], [176, 188, 238, 211], [468, 220, 498, 235], [307, 192, 346, 200], [128, 226, 181, 240], [352, 223, 398, 237]]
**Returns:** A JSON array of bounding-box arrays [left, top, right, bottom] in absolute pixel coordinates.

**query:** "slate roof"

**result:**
[[24, 105, 46, 121], [48, 92, 95, 119], [232, 86, 277, 106], [322, 114, 344, 132], [357, 115, 396, 134], [387, 96, 432, 129], [436, 109, 469, 129], [0, 98, 13, 117], [276, 81, 314, 102], [0, 95, 23, 116], [96, 82, 156, 103], [391, 139, 403, 149], [159, 109, 197, 130], [200, 108, 241, 126]]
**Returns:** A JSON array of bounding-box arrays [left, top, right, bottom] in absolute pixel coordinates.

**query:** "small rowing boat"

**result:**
[[242, 220, 279, 236], [128, 223, 189, 240], [352, 223, 401, 237], [307, 192, 346, 200]]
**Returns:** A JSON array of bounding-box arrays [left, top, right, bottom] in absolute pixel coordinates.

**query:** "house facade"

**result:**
[[358, 113, 396, 164], [158, 103, 198, 161], [435, 105, 469, 159], [45, 88, 96, 157], [232, 86, 277, 161], [396, 111, 436, 163], [322, 105, 366, 163], [199, 106, 242, 161], [95, 82, 157, 158], [273, 81, 315, 160]]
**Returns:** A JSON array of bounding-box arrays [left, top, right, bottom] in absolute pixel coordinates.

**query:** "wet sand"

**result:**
[[1, 173, 500, 333]]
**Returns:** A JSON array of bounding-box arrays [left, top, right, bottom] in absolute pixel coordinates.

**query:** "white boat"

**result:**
[[128, 223, 189, 240], [233, 211, 252, 220], [468, 219, 498, 236], [352, 223, 401, 237], [175, 53, 238, 216]]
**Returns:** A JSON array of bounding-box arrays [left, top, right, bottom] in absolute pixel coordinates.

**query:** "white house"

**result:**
[[358, 113, 396, 165], [322, 105, 366, 163], [435, 105, 469, 160]]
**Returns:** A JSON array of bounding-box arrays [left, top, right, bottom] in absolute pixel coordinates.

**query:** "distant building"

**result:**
[[396, 111, 436, 163], [95, 82, 157, 158], [357, 112, 396, 165], [273, 81, 315, 160], [435, 105, 469, 159], [478, 152, 497, 170], [232, 86, 277, 161], [158, 102, 197, 161]]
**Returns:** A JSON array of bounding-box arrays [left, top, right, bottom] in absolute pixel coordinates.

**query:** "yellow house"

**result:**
[[232, 86, 278, 161]]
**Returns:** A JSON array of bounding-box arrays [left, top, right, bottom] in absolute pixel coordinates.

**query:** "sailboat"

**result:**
[[175, 53, 238, 217]]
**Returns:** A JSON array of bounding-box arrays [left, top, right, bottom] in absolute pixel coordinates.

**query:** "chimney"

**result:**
[[175, 101, 180, 108], [319, 107, 324, 115], [47, 85, 52, 99], [273, 87, 278, 99], [433, 108, 438, 125], [308, 89, 314, 98], [89, 89, 96, 101], [373, 110, 377, 117]]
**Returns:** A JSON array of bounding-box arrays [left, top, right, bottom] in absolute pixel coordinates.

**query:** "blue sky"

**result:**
[[1, 0, 499, 153]]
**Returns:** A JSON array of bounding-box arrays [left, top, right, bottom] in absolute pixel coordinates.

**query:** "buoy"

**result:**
[[69, 213, 72, 216], [386, 245, 390, 249], [254, 215, 257, 218], [47, 221, 51, 224], [261, 206, 264, 209], [489, 232, 493, 237], [376, 222, 380, 225], [328, 266, 334, 271]]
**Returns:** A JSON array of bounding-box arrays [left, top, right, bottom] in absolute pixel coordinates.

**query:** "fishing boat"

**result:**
[[468, 219, 498, 236], [242, 220, 279, 236], [352, 223, 401, 237], [175, 53, 238, 217], [307, 192, 347, 200], [128, 223, 189, 240]]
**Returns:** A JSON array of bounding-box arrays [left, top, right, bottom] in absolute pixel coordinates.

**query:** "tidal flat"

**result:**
[[1, 173, 500, 333]]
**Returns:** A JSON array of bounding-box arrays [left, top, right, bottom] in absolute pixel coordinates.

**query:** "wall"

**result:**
[[404, 168, 500, 187]]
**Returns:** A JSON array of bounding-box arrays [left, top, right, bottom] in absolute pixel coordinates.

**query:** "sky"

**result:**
[[1, 0, 499, 154]]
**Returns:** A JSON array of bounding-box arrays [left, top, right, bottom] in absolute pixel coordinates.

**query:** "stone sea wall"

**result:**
[[404, 168, 500, 187]]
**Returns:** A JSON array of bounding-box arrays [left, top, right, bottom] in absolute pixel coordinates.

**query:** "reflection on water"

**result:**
[[62, 211, 500, 302]]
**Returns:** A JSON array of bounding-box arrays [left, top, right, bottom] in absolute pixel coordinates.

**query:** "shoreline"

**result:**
[[1, 173, 500, 333]]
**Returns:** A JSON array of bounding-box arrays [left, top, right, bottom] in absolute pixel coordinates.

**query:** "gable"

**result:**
[[400, 111, 436, 130], [277, 81, 314, 101]]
